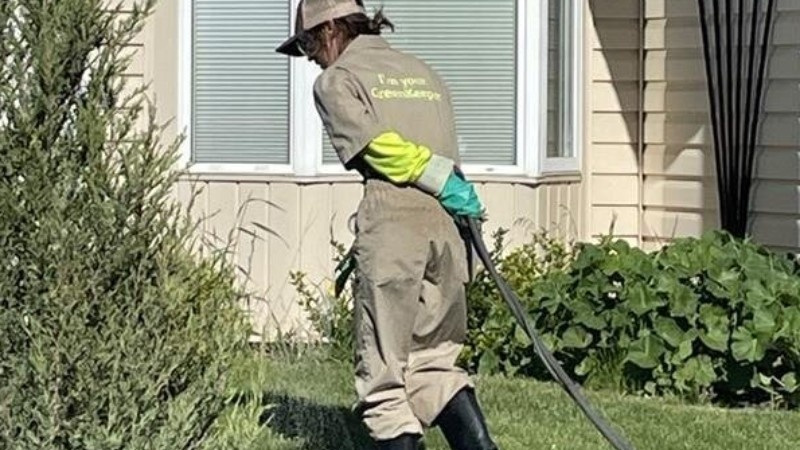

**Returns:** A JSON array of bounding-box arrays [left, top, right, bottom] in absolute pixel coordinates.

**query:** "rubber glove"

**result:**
[[439, 171, 483, 218]]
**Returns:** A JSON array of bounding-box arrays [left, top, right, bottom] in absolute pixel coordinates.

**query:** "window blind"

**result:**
[[193, 0, 290, 164], [323, 0, 517, 166]]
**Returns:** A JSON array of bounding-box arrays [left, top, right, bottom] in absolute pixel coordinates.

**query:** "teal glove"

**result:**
[[439, 171, 483, 218]]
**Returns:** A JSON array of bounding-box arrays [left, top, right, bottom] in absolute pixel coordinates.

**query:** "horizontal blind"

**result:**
[[323, 0, 517, 166], [194, 0, 290, 164]]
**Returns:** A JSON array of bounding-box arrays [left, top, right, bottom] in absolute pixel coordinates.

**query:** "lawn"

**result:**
[[207, 352, 800, 450]]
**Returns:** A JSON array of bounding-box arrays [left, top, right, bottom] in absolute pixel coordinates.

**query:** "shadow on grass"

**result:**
[[258, 392, 375, 450]]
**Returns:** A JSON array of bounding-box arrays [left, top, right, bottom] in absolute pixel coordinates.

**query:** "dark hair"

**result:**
[[333, 8, 395, 38], [300, 9, 394, 57]]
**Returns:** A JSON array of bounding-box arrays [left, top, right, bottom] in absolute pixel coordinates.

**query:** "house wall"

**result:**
[[173, 178, 581, 335], [122, 0, 800, 336], [643, 0, 800, 252], [590, 0, 800, 253], [641, 0, 719, 251], [750, 0, 800, 252], [587, 0, 643, 246], [130, 1, 586, 335]]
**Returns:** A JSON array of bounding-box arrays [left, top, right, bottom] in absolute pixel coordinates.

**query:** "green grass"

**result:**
[[206, 352, 800, 449]]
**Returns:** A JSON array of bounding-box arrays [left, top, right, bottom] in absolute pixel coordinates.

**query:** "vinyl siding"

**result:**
[[173, 179, 580, 335], [751, 0, 800, 251], [642, 0, 718, 252], [588, 0, 642, 246], [643, 0, 800, 252]]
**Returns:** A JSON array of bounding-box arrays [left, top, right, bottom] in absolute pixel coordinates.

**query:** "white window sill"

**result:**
[[178, 169, 581, 186]]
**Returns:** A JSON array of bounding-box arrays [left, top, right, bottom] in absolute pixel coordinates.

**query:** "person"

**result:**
[[277, 1, 498, 449]]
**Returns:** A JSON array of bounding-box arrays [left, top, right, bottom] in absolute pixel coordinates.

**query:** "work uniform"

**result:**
[[313, 35, 474, 440]]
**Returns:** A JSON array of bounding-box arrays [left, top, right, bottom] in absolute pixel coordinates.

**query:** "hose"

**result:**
[[464, 217, 635, 450]]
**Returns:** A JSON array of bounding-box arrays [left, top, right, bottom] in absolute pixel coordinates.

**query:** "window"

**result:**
[[181, 0, 582, 177], [543, 0, 580, 172], [192, 0, 290, 166]]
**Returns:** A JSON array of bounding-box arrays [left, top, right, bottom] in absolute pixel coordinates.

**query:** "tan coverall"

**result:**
[[314, 34, 473, 440]]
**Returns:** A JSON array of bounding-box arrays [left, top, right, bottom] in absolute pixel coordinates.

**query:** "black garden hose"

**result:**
[[463, 217, 634, 450]]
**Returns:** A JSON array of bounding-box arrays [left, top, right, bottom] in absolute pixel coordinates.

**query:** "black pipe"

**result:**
[[725, 0, 735, 216], [733, 0, 744, 225], [713, 0, 733, 230], [740, 0, 760, 236], [698, 0, 727, 231]]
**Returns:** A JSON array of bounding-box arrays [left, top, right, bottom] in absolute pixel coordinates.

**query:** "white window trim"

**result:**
[[289, 3, 325, 177], [177, 0, 191, 170], [177, 0, 583, 178]]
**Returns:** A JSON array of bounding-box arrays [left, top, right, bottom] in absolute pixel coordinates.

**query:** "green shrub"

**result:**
[[469, 231, 800, 408], [293, 225, 800, 408], [0, 1, 250, 448], [460, 228, 577, 376]]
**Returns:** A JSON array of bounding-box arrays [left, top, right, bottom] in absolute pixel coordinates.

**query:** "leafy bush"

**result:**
[[0, 1, 250, 448], [469, 231, 800, 408], [293, 224, 800, 408], [460, 228, 577, 375]]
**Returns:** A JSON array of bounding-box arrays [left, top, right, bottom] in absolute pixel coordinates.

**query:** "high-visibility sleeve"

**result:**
[[363, 131, 433, 184], [363, 131, 455, 195]]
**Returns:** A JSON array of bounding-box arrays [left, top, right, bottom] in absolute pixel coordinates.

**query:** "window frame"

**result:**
[[178, 0, 583, 178]]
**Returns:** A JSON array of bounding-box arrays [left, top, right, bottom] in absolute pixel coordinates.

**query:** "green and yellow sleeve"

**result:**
[[362, 131, 432, 184], [363, 131, 454, 195]]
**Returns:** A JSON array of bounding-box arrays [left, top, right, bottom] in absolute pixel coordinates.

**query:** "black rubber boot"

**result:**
[[433, 388, 498, 450], [375, 433, 421, 450]]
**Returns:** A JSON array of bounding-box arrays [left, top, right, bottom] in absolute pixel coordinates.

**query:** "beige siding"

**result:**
[[751, 0, 800, 251], [588, 0, 642, 244], [173, 179, 579, 335], [588, 0, 800, 252], [119, 3, 147, 131], [643, 0, 800, 252], [642, 0, 718, 250]]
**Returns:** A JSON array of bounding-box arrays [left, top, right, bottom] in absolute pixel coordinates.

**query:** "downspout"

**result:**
[[637, 0, 645, 245]]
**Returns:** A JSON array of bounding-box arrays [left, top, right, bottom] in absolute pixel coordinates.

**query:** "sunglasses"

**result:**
[[296, 31, 321, 57]]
